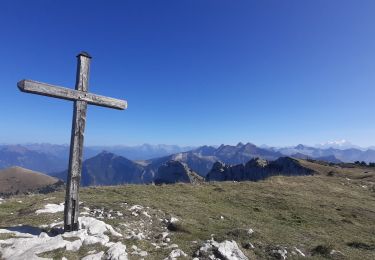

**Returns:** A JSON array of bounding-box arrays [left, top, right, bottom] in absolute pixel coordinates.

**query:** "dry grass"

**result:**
[[0, 161, 374, 259]]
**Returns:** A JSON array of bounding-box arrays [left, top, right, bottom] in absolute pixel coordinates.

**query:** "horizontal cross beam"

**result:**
[[17, 79, 127, 110]]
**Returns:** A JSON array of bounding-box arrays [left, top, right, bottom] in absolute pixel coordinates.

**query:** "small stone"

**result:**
[[268, 246, 288, 260], [330, 249, 345, 258], [243, 242, 255, 249], [156, 232, 169, 240], [170, 217, 179, 223], [142, 211, 151, 218], [293, 247, 305, 257], [129, 205, 143, 211], [164, 249, 188, 259], [130, 232, 145, 240]]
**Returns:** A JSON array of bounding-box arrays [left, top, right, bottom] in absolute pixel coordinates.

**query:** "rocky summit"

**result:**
[[206, 157, 314, 182], [154, 161, 204, 185]]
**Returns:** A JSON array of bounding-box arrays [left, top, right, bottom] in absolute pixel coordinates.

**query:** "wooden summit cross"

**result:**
[[17, 52, 127, 231]]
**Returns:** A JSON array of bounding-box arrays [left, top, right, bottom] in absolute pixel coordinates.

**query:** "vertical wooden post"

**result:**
[[18, 52, 127, 232], [64, 52, 91, 231]]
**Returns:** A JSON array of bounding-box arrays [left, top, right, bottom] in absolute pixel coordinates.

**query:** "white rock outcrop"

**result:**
[[0, 216, 125, 260], [195, 239, 248, 260], [106, 242, 128, 260], [164, 248, 188, 259], [35, 203, 64, 214]]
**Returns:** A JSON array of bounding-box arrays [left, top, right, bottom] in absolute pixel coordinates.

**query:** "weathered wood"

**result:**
[[17, 52, 127, 232], [64, 53, 90, 231], [18, 80, 127, 110]]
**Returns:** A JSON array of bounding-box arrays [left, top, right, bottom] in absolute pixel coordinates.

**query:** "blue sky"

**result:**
[[0, 0, 374, 147]]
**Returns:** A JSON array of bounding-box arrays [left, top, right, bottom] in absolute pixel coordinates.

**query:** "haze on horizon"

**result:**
[[1, 139, 374, 152], [0, 1, 374, 148]]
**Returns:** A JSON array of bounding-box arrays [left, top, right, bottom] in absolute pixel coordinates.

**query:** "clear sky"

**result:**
[[0, 0, 374, 147]]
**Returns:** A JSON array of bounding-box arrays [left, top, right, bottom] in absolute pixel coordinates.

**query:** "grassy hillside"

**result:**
[[0, 166, 61, 195], [0, 161, 374, 259]]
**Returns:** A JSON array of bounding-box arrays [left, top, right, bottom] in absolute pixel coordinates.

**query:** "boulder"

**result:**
[[195, 239, 248, 260]]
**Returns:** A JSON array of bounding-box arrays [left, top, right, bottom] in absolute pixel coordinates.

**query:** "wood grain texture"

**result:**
[[17, 80, 127, 110], [64, 54, 90, 231]]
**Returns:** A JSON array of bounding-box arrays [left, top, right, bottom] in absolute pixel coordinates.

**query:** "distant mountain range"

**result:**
[[270, 144, 375, 163], [18, 143, 196, 161], [0, 145, 67, 173], [0, 144, 196, 173], [51, 150, 314, 187], [1, 142, 375, 183]]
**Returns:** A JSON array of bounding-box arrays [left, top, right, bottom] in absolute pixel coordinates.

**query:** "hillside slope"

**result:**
[[0, 166, 63, 195]]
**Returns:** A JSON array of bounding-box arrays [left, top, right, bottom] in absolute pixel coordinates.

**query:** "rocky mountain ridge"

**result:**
[[51, 150, 314, 187], [2, 142, 375, 179], [206, 157, 314, 182]]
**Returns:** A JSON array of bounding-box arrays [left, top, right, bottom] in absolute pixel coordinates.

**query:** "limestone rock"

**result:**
[[106, 242, 128, 260], [154, 160, 204, 185], [195, 239, 248, 260], [81, 251, 105, 260], [164, 248, 188, 259]]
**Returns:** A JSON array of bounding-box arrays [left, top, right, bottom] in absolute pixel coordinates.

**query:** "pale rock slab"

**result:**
[[35, 203, 64, 214], [79, 216, 122, 237], [81, 251, 105, 260], [196, 239, 248, 260], [106, 242, 128, 260], [217, 240, 248, 260], [0, 234, 68, 260], [65, 239, 82, 252], [0, 217, 124, 259]]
